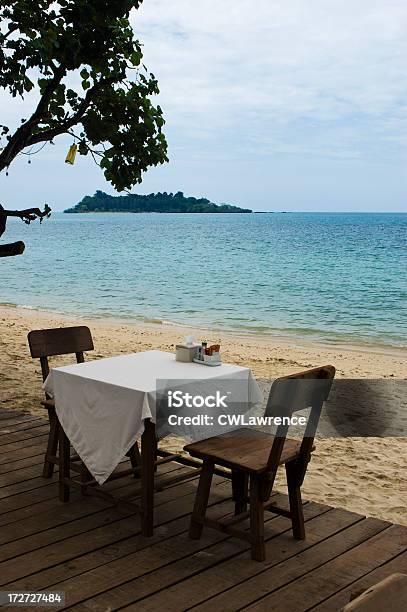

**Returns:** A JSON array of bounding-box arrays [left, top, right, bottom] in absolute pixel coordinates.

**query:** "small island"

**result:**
[[64, 190, 252, 214]]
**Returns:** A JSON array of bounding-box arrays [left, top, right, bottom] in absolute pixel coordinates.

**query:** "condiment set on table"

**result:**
[[175, 336, 221, 366]]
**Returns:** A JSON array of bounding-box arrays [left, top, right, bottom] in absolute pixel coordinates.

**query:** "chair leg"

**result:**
[[43, 408, 59, 478], [286, 461, 305, 540], [141, 419, 156, 537], [189, 461, 214, 540], [154, 435, 159, 472], [58, 423, 70, 503], [80, 463, 92, 495], [126, 442, 141, 479], [232, 469, 248, 515], [250, 476, 265, 561]]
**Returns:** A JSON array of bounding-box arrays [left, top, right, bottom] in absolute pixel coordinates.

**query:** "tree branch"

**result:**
[[0, 205, 51, 223], [0, 204, 50, 259], [31, 67, 65, 121], [27, 76, 116, 146], [0, 68, 65, 171], [0, 241, 25, 257], [0, 24, 19, 42], [0, 204, 51, 241]]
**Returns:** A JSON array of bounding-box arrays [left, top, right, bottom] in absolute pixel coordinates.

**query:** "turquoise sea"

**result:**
[[2, 212, 407, 348]]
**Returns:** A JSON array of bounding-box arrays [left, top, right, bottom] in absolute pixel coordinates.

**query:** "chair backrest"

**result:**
[[28, 326, 94, 382], [265, 365, 335, 473]]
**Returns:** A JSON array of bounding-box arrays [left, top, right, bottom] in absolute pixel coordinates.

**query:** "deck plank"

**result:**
[[0, 481, 60, 515], [0, 453, 47, 476], [0, 410, 27, 420], [0, 462, 51, 488], [310, 550, 407, 611], [0, 474, 229, 585], [0, 409, 405, 612], [116, 511, 383, 612], [122, 507, 363, 612], [0, 423, 50, 446], [4, 486, 231, 596], [243, 524, 407, 611], [0, 472, 63, 500], [69, 502, 325, 611], [0, 463, 187, 546], [0, 435, 49, 457], [186, 518, 389, 612], [0, 441, 48, 466], [0, 416, 44, 431]]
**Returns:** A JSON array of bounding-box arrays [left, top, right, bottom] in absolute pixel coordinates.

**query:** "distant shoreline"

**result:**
[[2, 302, 405, 357]]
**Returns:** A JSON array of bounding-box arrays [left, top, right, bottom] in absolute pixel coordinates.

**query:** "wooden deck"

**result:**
[[0, 407, 406, 611]]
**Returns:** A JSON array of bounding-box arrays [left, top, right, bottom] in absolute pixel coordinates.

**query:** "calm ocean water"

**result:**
[[2, 212, 406, 347]]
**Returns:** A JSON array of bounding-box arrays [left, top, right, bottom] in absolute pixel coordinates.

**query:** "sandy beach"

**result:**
[[1, 304, 406, 526]]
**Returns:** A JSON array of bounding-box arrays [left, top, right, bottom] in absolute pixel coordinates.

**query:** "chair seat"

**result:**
[[184, 429, 312, 474]]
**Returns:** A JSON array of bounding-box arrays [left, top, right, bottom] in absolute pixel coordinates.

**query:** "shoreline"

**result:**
[[2, 302, 406, 361], [1, 303, 406, 526]]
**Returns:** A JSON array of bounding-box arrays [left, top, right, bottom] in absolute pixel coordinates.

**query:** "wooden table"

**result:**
[[45, 350, 262, 536]]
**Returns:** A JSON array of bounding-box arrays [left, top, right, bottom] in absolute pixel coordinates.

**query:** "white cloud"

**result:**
[[132, 0, 407, 158], [1, 1, 407, 211]]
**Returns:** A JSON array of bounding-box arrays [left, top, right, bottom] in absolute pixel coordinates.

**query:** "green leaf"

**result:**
[[130, 51, 142, 66], [0, 0, 168, 191]]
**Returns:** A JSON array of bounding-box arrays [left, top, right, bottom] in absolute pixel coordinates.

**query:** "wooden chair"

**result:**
[[184, 365, 335, 561], [29, 326, 142, 481], [28, 326, 95, 478]]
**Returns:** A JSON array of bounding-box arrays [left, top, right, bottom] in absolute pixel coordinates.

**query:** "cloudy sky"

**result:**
[[1, 0, 407, 211]]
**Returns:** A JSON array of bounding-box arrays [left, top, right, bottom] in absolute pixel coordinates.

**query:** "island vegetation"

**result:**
[[64, 191, 252, 214]]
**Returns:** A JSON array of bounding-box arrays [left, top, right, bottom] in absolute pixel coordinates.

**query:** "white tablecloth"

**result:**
[[44, 350, 262, 484]]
